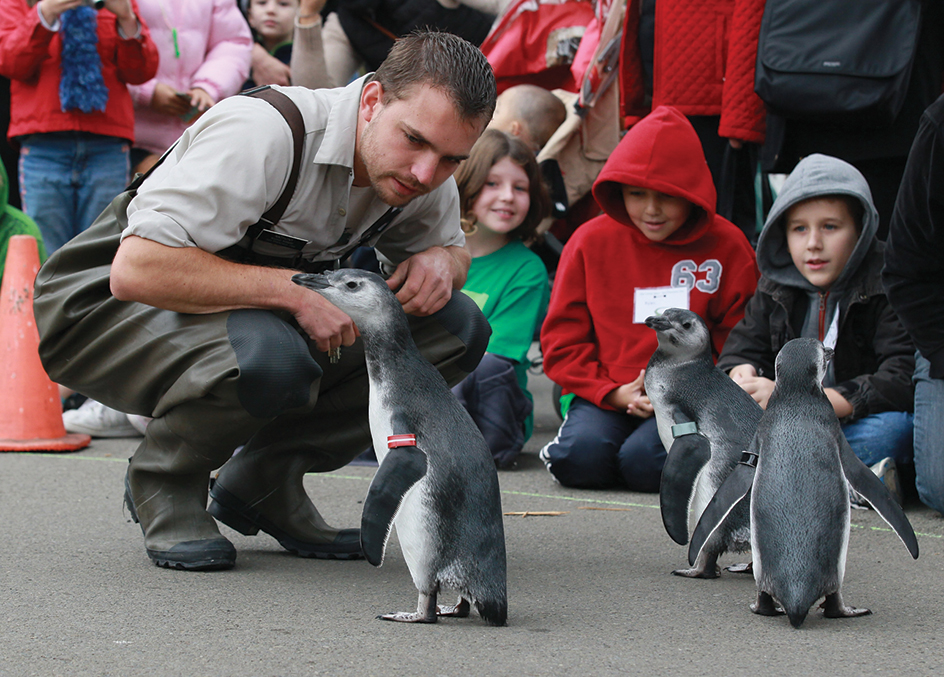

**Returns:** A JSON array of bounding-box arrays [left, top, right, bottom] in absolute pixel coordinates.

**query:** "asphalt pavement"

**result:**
[[2, 362, 943, 676]]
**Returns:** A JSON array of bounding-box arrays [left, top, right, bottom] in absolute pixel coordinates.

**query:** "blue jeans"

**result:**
[[539, 397, 666, 492], [841, 411, 914, 467], [19, 132, 130, 253], [913, 353, 944, 514]]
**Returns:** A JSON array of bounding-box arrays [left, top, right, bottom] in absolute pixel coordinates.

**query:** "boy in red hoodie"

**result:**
[[539, 106, 758, 491]]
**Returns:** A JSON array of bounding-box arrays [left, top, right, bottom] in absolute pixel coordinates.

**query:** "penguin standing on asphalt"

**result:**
[[644, 308, 762, 577], [293, 268, 507, 626], [691, 338, 918, 628]]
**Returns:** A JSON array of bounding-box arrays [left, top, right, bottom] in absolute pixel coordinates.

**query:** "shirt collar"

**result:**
[[313, 74, 373, 170]]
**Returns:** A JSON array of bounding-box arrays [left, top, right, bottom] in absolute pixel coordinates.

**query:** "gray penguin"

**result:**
[[690, 338, 918, 628], [292, 269, 507, 626], [644, 308, 762, 577]]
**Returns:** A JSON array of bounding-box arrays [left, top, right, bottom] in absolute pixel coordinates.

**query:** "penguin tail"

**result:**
[[779, 584, 819, 629], [785, 604, 809, 629], [476, 597, 508, 627]]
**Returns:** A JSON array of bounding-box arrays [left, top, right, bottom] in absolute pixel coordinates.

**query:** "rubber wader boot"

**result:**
[[209, 358, 367, 559], [125, 386, 268, 570]]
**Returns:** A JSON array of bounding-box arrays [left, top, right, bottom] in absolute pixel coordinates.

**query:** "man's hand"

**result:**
[[729, 363, 775, 409], [385, 245, 469, 316], [604, 370, 654, 418], [292, 289, 359, 354], [251, 42, 291, 86]]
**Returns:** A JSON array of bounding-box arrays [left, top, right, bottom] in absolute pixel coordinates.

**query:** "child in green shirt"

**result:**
[[452, 129, 551, 468]]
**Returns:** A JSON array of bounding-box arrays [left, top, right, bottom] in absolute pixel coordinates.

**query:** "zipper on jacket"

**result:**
[[818, 291, 829, 342]]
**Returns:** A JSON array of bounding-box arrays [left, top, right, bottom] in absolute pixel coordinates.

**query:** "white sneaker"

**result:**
[[871, 457, 903, 507], [62, 399, 142, 438], [126, 414, 152, 436]]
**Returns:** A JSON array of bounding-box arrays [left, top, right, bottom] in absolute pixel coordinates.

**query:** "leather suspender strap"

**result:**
[[242, 86, 306, 237], [127, 85, 305, 225]]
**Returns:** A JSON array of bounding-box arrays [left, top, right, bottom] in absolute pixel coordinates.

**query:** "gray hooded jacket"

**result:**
[[717, 154, 915, 421]]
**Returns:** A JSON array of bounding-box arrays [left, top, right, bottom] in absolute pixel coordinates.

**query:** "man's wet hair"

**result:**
[[372, 29, 497, 126]]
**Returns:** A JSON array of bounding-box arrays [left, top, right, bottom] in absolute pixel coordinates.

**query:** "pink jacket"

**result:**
[[127, 0, 252, 154]]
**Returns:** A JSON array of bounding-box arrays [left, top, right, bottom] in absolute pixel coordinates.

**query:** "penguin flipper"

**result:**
[[660, 428, 712, 545], [838, 439, 919, 559], [361, 445, 428, 567], [688, 455, 756, 565]]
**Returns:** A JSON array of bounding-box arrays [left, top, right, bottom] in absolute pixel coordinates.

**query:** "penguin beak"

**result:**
[[292, 272, 331, 291], [645, 315, 672, 331]]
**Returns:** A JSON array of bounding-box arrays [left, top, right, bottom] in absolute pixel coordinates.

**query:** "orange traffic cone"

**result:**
[[0, 235, 90, 452]]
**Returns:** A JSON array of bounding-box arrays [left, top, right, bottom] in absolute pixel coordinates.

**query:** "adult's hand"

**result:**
[[385, 245, 469, 316], [824, 388, 854, 419]]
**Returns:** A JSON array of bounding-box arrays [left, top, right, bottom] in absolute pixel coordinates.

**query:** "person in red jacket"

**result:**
[[539, 105, 758, 491], [0, 0, 158, 252]]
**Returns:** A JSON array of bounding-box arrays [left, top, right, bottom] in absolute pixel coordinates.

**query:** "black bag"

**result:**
[[754, 0, 922, 128]]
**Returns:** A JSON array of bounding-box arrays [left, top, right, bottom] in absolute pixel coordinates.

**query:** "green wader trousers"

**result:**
[[33, 189, 490, 556]]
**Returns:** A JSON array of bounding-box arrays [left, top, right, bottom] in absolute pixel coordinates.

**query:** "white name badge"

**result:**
[[633, 286, 690, 324]]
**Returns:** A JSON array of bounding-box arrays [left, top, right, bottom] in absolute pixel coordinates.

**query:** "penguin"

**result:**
[[292, 269, 508, 626], [690, 338, 918, 628], [644, 308, 763, 577]]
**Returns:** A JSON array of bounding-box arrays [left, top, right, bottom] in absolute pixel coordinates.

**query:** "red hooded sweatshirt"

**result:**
[[541, 105, 758, 410]]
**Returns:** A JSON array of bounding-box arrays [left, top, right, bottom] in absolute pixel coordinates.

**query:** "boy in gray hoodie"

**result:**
[[717, 154, 915, 499]]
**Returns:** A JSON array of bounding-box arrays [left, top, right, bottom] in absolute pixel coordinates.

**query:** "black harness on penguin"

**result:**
[[644, 308, 762, 577], [690, 338, 918, 627]]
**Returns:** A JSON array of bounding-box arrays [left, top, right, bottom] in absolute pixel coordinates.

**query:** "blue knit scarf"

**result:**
[[59, 7, 108, 114]]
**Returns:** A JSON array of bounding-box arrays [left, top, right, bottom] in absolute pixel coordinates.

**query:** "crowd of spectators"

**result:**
[[1, 0, 942, 519]]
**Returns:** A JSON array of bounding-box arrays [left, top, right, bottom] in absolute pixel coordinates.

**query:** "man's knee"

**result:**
[[227, 310, 322, 418]]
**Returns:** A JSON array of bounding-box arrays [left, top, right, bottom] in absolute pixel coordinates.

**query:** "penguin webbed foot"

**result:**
[[821, 593, 871, 619], [673, 551, 720, 578], [750, 591, 784, 616], [724, 561, 753, 574], [437, 597, 471, 618], [378, 592, 438, 623], [672, 564, 720, 579], [377, 611, 437, 623]]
